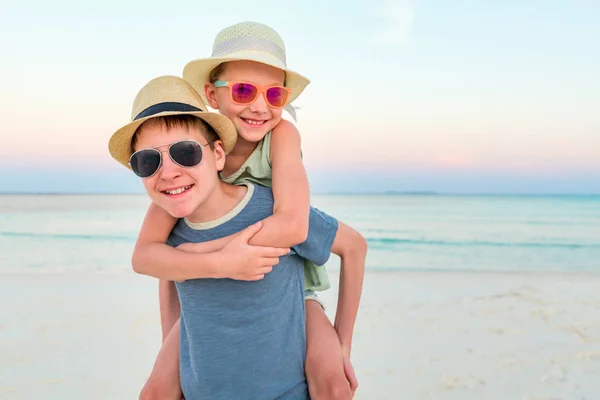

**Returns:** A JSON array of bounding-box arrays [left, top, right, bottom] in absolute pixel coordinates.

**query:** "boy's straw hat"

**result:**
[[182, 21, 310, 108], [108, 75, 237, 169]]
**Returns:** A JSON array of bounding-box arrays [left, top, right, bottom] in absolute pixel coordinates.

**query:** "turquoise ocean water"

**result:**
[[0, 194, 598, 274]]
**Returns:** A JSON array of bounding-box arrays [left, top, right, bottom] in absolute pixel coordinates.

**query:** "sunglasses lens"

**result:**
[[170, 140, 203, 167], [231, 83, 257, 104], [130, 150, 161, 178], [266, 87, 288, 107]]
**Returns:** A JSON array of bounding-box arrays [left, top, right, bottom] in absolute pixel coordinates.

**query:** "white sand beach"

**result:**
[[1, 269, 599, 400]]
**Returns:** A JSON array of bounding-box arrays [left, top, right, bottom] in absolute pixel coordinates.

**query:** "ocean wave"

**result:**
[[0, 231, 136, 241], [366, 237, 600, 249], [2, 231, 598, 250]]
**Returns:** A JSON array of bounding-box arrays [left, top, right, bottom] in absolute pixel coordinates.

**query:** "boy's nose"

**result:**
[[158, 152, 182, 180]]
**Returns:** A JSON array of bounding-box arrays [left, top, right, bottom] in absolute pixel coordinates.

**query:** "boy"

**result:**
[[108, 75, 366, 399]]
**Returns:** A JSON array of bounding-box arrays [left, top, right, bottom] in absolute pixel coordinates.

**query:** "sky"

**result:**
[[1, 0, 599, 194]]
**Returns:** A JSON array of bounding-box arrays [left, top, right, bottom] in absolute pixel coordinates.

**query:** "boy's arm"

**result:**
[[247, 119, 310, 247], [158, 279, 180, 342], [292, 208, 367, 356], [330, 221, 367, 357], [132, 204, 182, 342]]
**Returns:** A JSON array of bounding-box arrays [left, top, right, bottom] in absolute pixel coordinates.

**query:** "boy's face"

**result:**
[[133, 120, 225, 219], [205, 60, 286, 145]]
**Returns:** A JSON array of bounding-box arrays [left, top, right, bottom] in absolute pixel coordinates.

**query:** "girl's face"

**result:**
[[205, 60, 286, 145]]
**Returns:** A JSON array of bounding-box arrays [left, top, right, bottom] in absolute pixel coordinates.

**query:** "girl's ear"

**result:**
[[205, 84, 219, 109]]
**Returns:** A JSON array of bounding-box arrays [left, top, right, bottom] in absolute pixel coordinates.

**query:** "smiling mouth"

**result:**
[[162, 185, 193, 196], [241, 118, 266, 126]]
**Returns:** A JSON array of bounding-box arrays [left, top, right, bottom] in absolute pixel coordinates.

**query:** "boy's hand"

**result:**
[[342, 354, 358, 394], [219, 221, 290, 281]]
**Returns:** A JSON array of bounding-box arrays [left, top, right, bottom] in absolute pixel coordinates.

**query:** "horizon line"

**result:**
[[0, 191, 599, 197]]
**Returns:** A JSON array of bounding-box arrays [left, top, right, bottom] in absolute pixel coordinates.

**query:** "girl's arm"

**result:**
[[131, 202, 288, 282], [330, 221, 367, 357], [131, 118, 308, 278], [247, 119, 310, 248], [131, 202, 215, 279]]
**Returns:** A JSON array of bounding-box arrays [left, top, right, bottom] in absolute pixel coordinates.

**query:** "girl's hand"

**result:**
[[218, 222, 290, 281]]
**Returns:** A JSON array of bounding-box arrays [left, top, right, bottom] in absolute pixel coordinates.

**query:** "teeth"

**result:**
[[244, 119, 265, 125], [165, 186, 190, 195]]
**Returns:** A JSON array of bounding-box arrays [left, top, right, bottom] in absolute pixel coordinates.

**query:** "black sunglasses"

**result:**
[[129, 139, 213, 178]]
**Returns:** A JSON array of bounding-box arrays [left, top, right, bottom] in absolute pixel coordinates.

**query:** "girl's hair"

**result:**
[[208, 63, 228, 84], [208, 62, 288, 86], [131, 115, 219, 154]]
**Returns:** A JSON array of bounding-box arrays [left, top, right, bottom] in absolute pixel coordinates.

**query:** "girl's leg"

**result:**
[[304, 300, 353, 400], [139, 318, 183, 400]]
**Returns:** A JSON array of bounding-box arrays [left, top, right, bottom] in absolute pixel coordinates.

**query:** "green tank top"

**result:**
[[220, 132, 273, 188], [220, 132, 331, 292]]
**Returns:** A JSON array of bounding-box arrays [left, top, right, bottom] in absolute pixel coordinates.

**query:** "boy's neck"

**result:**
[[185, 181, 248, 224]]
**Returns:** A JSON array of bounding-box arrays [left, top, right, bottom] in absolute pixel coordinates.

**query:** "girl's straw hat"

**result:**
[[108, 75, 237, 169], [183, 21, 310, 108]]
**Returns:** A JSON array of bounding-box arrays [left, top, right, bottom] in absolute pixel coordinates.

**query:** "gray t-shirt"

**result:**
[[167, 183, 338, 400]]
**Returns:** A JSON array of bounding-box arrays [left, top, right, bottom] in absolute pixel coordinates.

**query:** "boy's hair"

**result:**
[[131, 115, 220, 153]]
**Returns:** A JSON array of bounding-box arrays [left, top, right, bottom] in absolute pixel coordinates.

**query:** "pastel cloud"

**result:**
[[372, 0, 415, 46]]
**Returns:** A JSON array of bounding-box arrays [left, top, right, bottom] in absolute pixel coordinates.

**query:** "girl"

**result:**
[[134, 21, 365, 400]]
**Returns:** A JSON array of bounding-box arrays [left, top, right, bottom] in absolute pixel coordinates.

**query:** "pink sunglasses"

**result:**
[[213, 80, 291, 108]]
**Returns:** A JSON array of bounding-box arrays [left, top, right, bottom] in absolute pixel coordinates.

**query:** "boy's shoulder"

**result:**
[[168, 184, 274, 246], [248, 181, 273, 201], [225, 183, 274, 223]]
